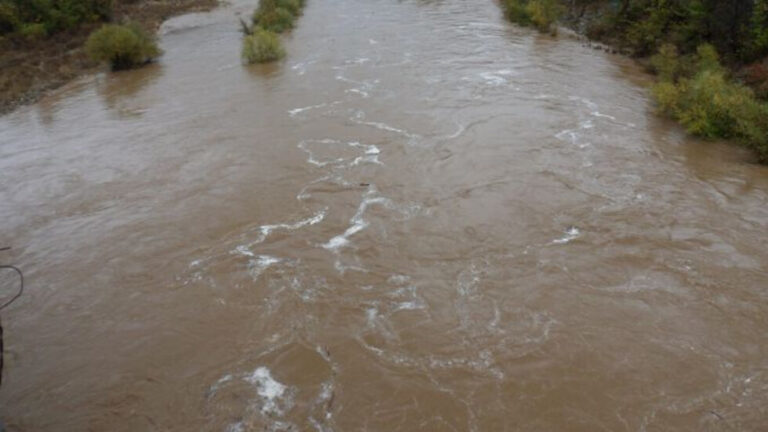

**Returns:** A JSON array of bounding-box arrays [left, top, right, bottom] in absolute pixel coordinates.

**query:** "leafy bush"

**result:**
[[525, 0, 562, 33], [276, 0, 301, 17], [651, 44, 768, 161], [650, 43, 680, 82], [242, 28, 284, 63], [19, 22, 46, 40], [253, 6, 295, 33], [85, 23, 160, 70], [502, 0, 531, 26], [243, 0, 304, 62], [0, 0, 112, 36], [742, 62, 768, 99], [0, 2, 19, 34], [500, 0, 561, 33]]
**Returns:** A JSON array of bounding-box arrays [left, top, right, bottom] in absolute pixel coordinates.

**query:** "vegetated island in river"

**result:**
[[500, 0, 768, 163], [241, 0, 307, 64], [0, 0, 218, 115]]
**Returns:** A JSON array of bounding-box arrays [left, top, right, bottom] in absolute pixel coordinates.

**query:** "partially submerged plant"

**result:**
[[242, 28, 285, 64], [85, 23, 160, 70], [242, 0, 307, 63]]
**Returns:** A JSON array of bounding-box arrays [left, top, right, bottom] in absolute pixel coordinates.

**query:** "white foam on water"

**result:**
[[348, 141, 383, 165], [555, 129, 579, 146], [216, 63, 238, 72], [552, 226, 581, 244], [479, 72, 507, 86], [208, 374, 233, 394], [298, 139, 347, 167], [353, 110, 418, 140], [393, 300, 425, 311], [324, 236, 351, 250], [289, 102, 337, 117], [591, 111, 617, 121], [443, 121, 466, 140], [359, 120, 415, 138], [291, 59, 317, 75], [569, 96, 598, 110], [245, 367, 291, 415], [387, 274, 411, 285], [297, 174, 354, 201], [226, 422, 244, 432], [234, 245, 255, 257], [334, 58, 371, 69], [350, 154, 382, 166], [214, 367, 296, 432], [457, 263, 483, 296], [249, 209, 327, 245], [366, 307, 378, 325], [308, 380, 336, 432], [369, 38, 378, 45], [556, 118, 594, 148], [248, 255, 281, 281], [345, 88, 369, 98], [322, 195, 390, 251], [299, 140, 382, 167]]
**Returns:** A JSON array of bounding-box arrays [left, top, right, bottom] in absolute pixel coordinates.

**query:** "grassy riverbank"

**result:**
[[500, 0, 768, 162], [0, 0, 217, 115]]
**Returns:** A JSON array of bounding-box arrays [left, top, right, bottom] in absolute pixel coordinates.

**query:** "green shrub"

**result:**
[[253, 6, 295, 33], [502, 0, 531, 25], [525, 0, 561, 33], [276, 0, 301, 17], [19, 22, 46, 39], [694, 43, 722, 74], [651, 44, 768, 161], [85, 23, 160, 70], [742, 62, 768, 100], [0, 2, 19, 34], [242, 28, 284, 63], [650, 43, 680, 82], [0, 0, 112, 36], [651, 80, 682, 116]]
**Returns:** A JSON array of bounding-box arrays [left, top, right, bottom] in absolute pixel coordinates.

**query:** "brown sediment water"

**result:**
[[1, 0, 767, 430]]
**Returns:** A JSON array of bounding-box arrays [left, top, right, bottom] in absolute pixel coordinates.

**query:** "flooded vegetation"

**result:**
[[1, 0, 768, 430], [242, 0, 307, 63], [503, 0, 768, 161]]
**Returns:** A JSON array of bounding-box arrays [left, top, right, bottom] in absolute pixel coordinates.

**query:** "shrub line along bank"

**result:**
[[242, 0, 307, 63], [498, 0, 768, 163], [0, 0, 217, 114]]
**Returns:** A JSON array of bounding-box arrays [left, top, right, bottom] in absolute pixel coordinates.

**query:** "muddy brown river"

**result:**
[[2, 0, 768, 430]]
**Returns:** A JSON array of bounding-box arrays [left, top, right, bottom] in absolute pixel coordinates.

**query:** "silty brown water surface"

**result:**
[[1, 0, 768, 430]]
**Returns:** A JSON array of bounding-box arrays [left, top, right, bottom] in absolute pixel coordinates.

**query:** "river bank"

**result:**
[[0, 0, 218, 115], [500, 0, 768, 162]]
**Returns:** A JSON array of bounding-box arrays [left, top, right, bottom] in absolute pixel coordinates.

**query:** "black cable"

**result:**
[[0, 265, 23, 311], [0, 248, 22, 389]]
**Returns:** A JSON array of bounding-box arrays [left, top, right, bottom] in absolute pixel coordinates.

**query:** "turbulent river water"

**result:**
[[2, 0, 768, 430]]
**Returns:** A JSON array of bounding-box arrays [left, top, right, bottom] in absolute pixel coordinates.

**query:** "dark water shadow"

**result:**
[[244, 61, 283, 79], [95, 63, 164, 118]]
